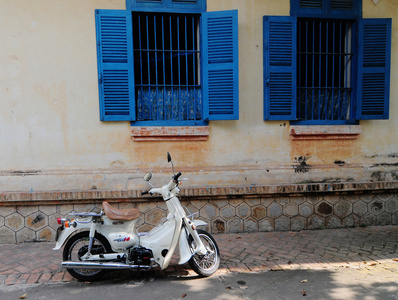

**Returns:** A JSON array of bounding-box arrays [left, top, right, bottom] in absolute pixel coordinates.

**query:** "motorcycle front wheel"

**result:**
[[63, 231, 112, 281], [188, 229, 220, 277]]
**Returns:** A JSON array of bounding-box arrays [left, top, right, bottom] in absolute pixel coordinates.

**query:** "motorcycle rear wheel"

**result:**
[[188, 229, 220, 277], [63, 231, 112, 281]]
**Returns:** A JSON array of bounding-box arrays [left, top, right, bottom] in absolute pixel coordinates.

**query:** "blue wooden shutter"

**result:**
[[357, 18, 391, 120], [263, 16, 297, 120], [95, 10, 136, 121], [202, 10, 239, 120]]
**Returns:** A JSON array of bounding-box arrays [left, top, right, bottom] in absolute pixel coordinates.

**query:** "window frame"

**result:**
[[290, 0, 361, 19], [126, 0, 206, 13], [263, 0, 391, 124]]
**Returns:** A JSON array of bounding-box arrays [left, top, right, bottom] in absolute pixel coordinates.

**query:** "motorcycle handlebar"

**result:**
[[142, 172, 182, 197], [173, 172, 182, 182]]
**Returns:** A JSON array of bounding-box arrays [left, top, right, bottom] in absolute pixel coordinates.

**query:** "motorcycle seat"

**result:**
[[102, 201, 140, 221]]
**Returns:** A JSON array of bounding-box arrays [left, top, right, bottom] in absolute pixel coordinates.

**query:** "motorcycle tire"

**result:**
[[63, 231, 112, 281], [188, 229, 220, 277]]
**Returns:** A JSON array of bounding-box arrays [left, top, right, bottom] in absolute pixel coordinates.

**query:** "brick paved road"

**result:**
[[1, 225, 397, 285]]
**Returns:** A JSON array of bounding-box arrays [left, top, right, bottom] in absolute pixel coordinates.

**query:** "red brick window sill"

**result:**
[[290, 125, 361, 140], [131, 126, 209, 141]]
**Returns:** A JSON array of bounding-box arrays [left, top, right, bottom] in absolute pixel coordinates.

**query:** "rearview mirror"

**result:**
[[144, 172, 152, 182], [167, 152, 172, 163]]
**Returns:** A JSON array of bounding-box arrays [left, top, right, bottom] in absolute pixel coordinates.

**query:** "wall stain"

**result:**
[[293, 156, 311, 173], [8, 170, 41, 176], [371, 163, 398, 167], [334, 160, 345, 165], [32, 214, 44, 224], [214, 220, 225, 233], [317, 202, 333, 215], [371, 171, 398, 181]]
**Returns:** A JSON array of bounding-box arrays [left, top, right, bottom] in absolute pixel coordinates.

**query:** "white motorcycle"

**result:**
[[53, 153, 220, 281]]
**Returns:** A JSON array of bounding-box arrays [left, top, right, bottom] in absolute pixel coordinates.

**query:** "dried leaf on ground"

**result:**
[[181, 293, 187, 298], [19, 294, 27, 299], [301, 279, 308, 283], [239, 286, 248, 290], [302, 290, 307, 296]]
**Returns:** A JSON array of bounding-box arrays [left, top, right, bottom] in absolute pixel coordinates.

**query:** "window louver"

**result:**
[[363, 24, 388, 67], [361, 73, 386, 116], [207, 17, 234, 64], [269, 22, 293, 66], [208, 70, 234, 115], [300, 0, 322, 8], [331, 0, 354, 10], [103, 70, 130, 115], [99, 16, 128, 63]]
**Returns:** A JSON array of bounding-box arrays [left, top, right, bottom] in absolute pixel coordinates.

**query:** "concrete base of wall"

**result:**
[[1, 181, 397, 244]]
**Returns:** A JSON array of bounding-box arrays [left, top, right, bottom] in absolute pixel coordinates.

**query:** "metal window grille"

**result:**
[[297, 19, 354, 122], [132, 12, 202, 122]]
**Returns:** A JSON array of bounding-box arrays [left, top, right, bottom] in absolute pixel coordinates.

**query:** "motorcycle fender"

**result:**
[[178, 229, 192, 265], [52, 226, 81, 250]]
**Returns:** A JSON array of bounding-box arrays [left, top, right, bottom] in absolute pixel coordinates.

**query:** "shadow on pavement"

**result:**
[[1, 264, 398, 300]]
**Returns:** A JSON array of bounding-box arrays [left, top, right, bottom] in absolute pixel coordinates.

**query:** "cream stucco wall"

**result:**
[[0, 0, 397, 193]]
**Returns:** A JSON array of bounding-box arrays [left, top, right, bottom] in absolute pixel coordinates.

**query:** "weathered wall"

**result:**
[[0, 0, 397, 193]]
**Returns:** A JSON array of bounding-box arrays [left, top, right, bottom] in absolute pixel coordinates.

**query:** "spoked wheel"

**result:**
[[63, 231, 112, 281], [188, 229, 220, 277]]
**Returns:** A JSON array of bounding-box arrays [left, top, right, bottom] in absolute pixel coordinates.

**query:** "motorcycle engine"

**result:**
[[129, 246, 153, 265]]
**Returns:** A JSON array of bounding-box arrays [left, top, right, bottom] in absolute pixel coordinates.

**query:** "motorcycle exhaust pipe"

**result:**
[[61, 261, 152, 271]]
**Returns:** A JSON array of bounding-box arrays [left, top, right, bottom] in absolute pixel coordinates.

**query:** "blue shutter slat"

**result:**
[[202, 10, 239, 121], [95, 10, 135, 121], [331, 0, 354, 10], [357, 18, 391, 120], [300, 0, 323, 8], [263, 16, 297, 120]]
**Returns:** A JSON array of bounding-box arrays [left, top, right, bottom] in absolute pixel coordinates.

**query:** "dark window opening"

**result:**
[[297, 18, 354, 121], [132, 12, 202, 122]]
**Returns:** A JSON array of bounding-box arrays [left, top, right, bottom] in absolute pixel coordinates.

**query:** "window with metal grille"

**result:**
[[263, 0, 391, 123], [132, 12, 201, 122], [297, 19, 354, 122]]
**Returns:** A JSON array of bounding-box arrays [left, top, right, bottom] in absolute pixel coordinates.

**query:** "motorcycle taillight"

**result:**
[[57, 217, 62, 225]]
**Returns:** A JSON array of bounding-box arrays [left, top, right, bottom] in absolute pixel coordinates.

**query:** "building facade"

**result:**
[[1, 0, 397, 243]]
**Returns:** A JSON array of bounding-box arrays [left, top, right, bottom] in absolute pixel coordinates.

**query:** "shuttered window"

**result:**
[[95, 8, 239, 124], [264, 0, 391, 124]]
